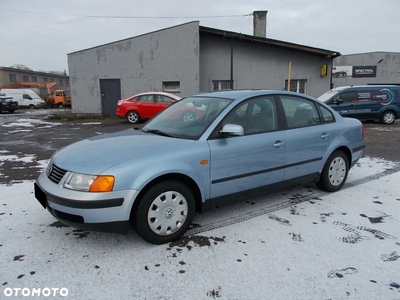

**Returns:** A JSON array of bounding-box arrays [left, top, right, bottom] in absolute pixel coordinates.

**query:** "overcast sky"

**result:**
[[1, 0, 399, 73]]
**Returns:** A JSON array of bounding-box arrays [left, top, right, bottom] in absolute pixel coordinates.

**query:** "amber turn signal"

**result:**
[[89, 176, 115, 192]]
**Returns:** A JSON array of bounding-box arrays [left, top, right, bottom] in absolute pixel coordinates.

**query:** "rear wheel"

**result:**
[[132, 180, 195, 244], [126, 111, 140, 124], [58, 103, 64, 108], [381, 111, 396, 124], [316, 151, 349, 192]]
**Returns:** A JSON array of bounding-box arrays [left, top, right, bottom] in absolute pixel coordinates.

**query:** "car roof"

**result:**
[[334, 85, 400, 89], [131, 92, 181, 100], [191, 89, 314, 100]]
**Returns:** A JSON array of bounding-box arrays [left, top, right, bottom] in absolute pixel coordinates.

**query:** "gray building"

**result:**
[[333, 52, 400, 87], [0, 67, 69, 89], [68, 13, 339, 115]]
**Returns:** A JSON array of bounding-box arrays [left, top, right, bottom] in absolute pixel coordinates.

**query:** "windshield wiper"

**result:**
[[143, 129, 173, 137]]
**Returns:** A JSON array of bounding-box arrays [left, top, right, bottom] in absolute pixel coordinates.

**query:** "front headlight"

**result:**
[[63, 173, 114, 192]]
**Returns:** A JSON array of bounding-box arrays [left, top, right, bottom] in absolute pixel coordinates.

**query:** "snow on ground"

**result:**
[[1, 157, 399, 299], [1, 119, 62, 128], [1, 110, 398, 298]]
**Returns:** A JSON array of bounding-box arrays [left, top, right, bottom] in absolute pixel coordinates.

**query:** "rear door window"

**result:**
[[280, 96, 321, 128]]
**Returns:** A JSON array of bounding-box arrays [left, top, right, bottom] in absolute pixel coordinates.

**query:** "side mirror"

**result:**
[[220, 124, 244, 138]]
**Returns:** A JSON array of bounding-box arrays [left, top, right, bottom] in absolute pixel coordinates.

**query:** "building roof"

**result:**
[[68, 21, 340, 59], [199, 26, 340, 59], [0, 67, 69, 78]]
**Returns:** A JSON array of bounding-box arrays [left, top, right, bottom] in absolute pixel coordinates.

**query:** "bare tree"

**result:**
[[11, 64, 32, 70]]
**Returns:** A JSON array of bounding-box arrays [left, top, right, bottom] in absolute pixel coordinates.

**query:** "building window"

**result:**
[[65, 80, 69, 86], [212, 80, 232, 91], [50, 78, 54, 82], [9, 74, 16, 82], [22, 75, 29, 81], [32, 76, 37, 82], [284, 79, 307, 94], [43, 78, 48, 82], [162, 81, 180, 93], [59, 79, 64, 86]]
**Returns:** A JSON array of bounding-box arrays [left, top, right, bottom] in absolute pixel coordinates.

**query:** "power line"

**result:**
[[1, 9, 252, 19]]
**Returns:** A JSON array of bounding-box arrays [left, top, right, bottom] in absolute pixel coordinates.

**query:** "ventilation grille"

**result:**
[[48, 163, 67, 184]]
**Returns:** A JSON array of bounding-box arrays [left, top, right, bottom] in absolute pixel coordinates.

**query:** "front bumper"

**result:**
[[34, 171, 140, 233]]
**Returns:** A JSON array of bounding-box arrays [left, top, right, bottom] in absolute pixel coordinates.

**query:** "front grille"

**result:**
[[48, 163, 68, 184]]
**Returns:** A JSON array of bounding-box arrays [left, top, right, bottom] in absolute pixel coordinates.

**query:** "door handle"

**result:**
[[274, 141, 285, 148], [321, 133, 330, 139]]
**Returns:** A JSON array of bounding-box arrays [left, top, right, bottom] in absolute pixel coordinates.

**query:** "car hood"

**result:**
[[52, 129, 194, 174]]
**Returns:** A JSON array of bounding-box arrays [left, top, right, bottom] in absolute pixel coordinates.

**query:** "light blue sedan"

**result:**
[[35, 90, 365, 244]]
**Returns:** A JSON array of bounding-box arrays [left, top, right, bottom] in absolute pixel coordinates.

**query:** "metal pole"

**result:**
[[230, 37, 233, 89]]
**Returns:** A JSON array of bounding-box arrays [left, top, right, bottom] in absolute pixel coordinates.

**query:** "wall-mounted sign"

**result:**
[[332, 66, 353, 78], [352, 66, 377, 78]]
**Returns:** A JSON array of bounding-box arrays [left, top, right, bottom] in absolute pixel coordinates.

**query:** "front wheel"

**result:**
[[132, 181, 195, 244], [316, 151, 349, 192], [126, 111, 140, 124], [181, 110, 196, 122], [29, 104, 35, 109], [381, 111, 396, 124]]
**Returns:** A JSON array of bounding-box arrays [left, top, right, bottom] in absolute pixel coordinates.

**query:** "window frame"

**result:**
[[284, 79, 307, 94], [212, 80, 233, 91], [162, 81, 180, 93]]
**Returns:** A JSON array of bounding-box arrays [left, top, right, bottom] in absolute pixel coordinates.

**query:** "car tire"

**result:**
[[181, 110, 196, 122], [9, 110, 15, 114], [381, 111, 396, 125], [132, 180, 195, 245], [126, 111, 140, 124], [316, 150, 349, 192], [58, 103, 64, 108], [29, 104, 35, 109]]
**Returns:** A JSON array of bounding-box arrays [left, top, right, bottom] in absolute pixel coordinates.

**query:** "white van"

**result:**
[[0, 89, 46, 109]]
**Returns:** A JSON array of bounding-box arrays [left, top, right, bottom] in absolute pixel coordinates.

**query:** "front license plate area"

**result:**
[[34, 183, 47, 209]]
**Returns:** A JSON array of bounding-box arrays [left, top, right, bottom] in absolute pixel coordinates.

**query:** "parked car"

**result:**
[[35, 90, 365, 244], [0, 94, 19, 113], [116, 92, 181, 124], [318, 85, 400, 124]]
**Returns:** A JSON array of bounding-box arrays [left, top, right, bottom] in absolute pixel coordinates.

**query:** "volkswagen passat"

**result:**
[[35, 90, 365, 244]]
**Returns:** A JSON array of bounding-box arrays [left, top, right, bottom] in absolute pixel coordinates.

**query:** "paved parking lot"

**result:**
[[1, 110, 400, 299], [1, 109, 399, 184]]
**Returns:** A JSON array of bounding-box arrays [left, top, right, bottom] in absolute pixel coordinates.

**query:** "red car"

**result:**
[[116, 92, 181, 124]]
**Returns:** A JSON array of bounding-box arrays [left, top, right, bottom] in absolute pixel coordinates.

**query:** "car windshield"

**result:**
[[142, 96, 232, 140], [318, 87, 348, 102]]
